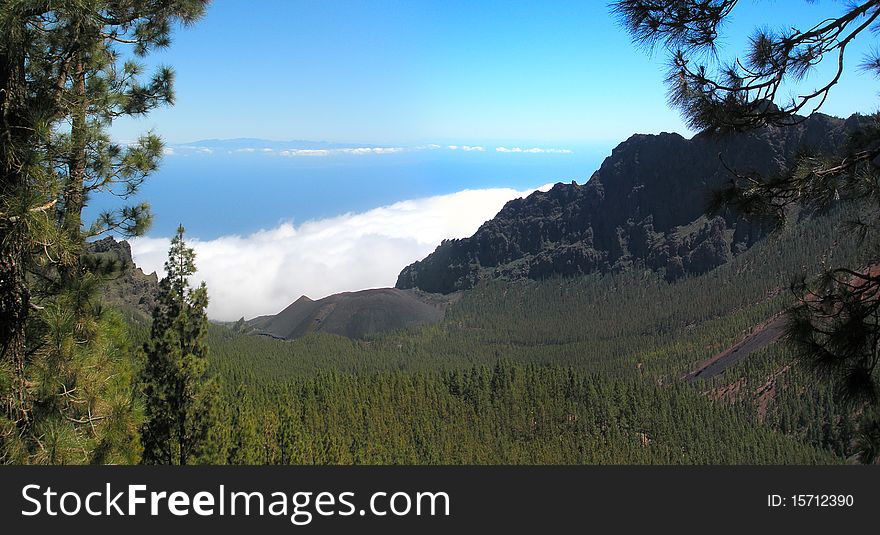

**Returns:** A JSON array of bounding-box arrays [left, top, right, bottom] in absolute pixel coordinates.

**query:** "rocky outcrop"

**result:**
[[87, 236, 159, 321], [397, 113, 860, 294]]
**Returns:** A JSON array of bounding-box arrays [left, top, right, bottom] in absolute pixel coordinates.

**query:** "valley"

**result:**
[[4, 0, 879, 475], [101, 111, 874, 465]]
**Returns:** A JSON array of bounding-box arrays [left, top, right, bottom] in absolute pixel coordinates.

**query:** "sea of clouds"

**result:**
[[130, 184, 553, 320]]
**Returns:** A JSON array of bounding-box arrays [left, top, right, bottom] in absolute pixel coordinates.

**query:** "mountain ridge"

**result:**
[[396, 113, 863, 294]]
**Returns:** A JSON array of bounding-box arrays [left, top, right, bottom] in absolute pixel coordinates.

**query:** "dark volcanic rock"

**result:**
[[87, 237, 159, 321], [397, 113, 859, 293], [247, 288, 457, 340]]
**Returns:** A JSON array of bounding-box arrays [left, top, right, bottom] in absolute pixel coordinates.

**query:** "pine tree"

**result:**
[[1, 1, 208, 464], [612, 0, 880, 462], [226, 385, 260, 465], [140, 225, 220, 465]]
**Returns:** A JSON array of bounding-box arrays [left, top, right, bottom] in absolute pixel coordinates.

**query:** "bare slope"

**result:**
[[247, 288, 457, 340], [685, 314, 787, 381]]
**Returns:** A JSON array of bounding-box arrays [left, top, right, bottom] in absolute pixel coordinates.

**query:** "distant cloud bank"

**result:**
[[447, 145, 485, 152], [130, 184, 553, 321], [162, 141, 573, 158], [278, 147, 406, 157]]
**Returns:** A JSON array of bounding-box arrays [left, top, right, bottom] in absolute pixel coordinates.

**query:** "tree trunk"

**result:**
[[0, 44, 32, 424], [0, 238, 30, 424]]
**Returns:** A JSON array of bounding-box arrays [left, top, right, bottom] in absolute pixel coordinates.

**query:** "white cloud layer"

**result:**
[[448, 145, 485, 152], [130, 185, 553, 321], [164, 145, 214, 156], [278, 149, 331, 157], [164, 142, 573, 158], [278, 147, 408, 157]]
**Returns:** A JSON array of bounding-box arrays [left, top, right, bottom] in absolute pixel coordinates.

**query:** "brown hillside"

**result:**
[[685, 314, 787, 381]]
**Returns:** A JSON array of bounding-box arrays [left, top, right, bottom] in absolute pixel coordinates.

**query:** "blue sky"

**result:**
[[106, 0, 880, 319], [112, 0, 879, 145]]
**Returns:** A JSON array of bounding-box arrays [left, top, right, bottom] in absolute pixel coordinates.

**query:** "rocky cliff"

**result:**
[[396, 113, 861, 294], [87, 236, 159, 321]]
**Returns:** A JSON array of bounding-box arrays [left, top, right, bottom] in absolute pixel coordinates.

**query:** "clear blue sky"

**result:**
[[111, 0, 879, 146]]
